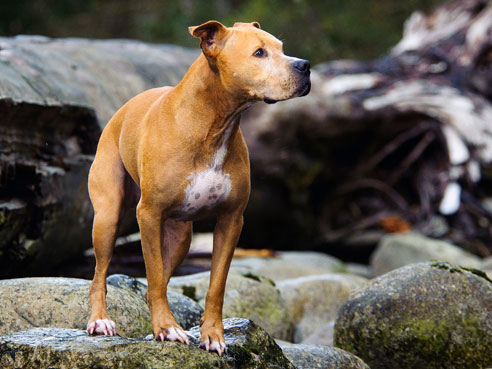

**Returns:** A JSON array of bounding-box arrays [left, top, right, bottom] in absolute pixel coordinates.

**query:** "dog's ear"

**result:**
[[233, 21, 261, 29], [188, 20, 228, 58]]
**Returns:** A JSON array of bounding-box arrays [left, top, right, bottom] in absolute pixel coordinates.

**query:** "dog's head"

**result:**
[[189, 20, 310, 104]]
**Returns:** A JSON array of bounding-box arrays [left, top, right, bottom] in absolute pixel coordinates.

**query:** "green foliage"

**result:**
[[0, 0, 444, 64]]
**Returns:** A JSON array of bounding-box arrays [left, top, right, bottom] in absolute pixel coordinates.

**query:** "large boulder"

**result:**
[[276, 273, 367, 343], [277, 341, 370, 369], [107, 273, 203, 329], [0, 36, 198, 277], [168, 270, 293, 341], [370, 232, 482, 276], [0, 277, 151, 337], [231, 251, 346, 281], [0, 318, 294, 369], [334, 262, 492, 369]]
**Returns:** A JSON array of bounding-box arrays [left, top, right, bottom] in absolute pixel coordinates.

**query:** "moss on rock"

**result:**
[[334, 262, 492, 369], [0, 319, 294, 369]]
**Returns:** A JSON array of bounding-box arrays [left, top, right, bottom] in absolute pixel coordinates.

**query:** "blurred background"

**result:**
[[3, 0, 492, 280], [0, 0, 442, 64]]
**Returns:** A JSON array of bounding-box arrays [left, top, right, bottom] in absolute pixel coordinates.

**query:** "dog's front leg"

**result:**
[[200, 213, 244, 356], [137, 202, 189, 344]]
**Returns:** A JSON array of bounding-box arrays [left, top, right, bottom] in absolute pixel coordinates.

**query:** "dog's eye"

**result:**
[[253, 48, 266, 58]]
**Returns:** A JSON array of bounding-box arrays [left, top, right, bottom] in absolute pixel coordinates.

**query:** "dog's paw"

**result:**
[[157, 326, 190, 344], [200, 338, 227, 356], [87, 318, 116, 336]]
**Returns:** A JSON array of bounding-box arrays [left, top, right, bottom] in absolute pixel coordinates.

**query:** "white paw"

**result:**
[[200, 339, 227, 356], [87, 318, 116, 336], [157, 326, 190, 344]]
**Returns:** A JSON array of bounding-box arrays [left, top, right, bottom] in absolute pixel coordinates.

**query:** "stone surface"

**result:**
[[301, 321, 334, 346], [230, 251, 346, 281], [335, 262, 492, 369], [0, 36, 198, 277], [370, 232, 481, 276], [481, 256, 492, 279], [0, 318, 294, 369], [277, 273, 367, 343], [168, 270, 293, 341], [277, 341, 370, 369], [107, 274, 203, 329], [0, 277, 151, 338]]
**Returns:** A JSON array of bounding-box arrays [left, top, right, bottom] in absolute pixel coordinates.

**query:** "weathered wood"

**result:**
[[240, 0, 492, 255], [0, 36, 198, 276]]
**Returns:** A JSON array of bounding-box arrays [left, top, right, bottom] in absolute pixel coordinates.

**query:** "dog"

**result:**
[[86, 20, 310, 356]]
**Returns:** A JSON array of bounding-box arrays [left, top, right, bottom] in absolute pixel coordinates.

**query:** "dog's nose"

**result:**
[[293, 59, 310, 74]]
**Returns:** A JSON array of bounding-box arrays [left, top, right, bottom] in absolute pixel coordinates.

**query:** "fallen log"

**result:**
[[240, 0, 492, 257], [0, 36, 197, 276]]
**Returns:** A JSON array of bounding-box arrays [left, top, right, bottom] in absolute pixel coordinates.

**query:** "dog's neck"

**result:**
[[173, 55, 252, 155]]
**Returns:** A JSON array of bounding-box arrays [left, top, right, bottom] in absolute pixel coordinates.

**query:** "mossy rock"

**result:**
[[168, 270, 294, 341], [277, 273, 367, 343], [334, 262, 492, 369], [0, 277, 151, 338], [107, 274, 203, 329], [231, 251, 346, 281], [0, 318, 294, 369]]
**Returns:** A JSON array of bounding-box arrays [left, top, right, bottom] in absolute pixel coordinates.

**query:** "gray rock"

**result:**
[[0, 318, 294, 369], [346, 263, 373, 279], [168, 270, 293, 341], [108, 274, 203, 329], [0, 36, 198, 277], [0, 277, 150, 338], [231, 251, 346, 281], [370, 232, 481, 276], [301, 321, 334, 346], [107, 274, 148, 297], [277, 341, 370, 369], [277, 273, 367, 343], [481, 257, 492, 279], [335, 262, 492, 369]]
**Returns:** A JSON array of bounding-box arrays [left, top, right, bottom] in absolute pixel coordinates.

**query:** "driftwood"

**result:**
[[241, 0, 492, 257], [0, 37, 197, 276]]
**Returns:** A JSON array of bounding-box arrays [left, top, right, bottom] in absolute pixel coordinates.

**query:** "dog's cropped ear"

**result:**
[[233, 21, 261, 29], [188, 20, 228, 58]]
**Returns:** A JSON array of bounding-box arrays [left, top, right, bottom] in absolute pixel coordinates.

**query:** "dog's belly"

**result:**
[[176, 166, 232, 219]]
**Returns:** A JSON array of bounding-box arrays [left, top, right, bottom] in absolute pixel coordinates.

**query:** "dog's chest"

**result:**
[[178, 166, 232, 217]]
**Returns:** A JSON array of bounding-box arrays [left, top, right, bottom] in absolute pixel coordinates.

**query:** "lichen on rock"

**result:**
[[0, 318, 294, 369], [334, 262, 492, 369]]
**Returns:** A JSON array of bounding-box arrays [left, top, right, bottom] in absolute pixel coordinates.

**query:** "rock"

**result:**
[[107, 274, 202, 329], [370, 232, 481, 276], [482, 256, 492, 269], [231, 251, 346, 281], [0, 36, 198, 277], [345, 263, 372, 279], [0, 318, 294, 369], [107, 273, 148, 298], [482, 256, 492, 278], [301, 321, 335, 346], [168, 270, 293, 341], [0, 277, 151, 338], [277, 341, 370, 369], [335, 262, 492, 369], [277, 273, 367, 342]]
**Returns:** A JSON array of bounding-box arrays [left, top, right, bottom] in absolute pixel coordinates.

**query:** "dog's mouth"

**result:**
[[298, 80, 311, 97], [264, 97, 278, 104], [263, 81, 311, 105]]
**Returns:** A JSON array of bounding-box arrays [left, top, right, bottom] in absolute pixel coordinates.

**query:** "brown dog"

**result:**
[[87, 20, 310, 355]]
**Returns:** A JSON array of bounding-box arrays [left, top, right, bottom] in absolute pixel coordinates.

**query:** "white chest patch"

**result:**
[[179, 166, 231, 217], [177, 121, 237, 219]]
